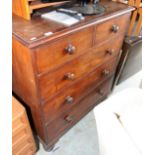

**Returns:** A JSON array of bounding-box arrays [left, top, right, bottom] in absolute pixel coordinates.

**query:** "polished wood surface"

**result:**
[[13, 1, 133, 47], [95, 13, 130, 45], [12, 1, 133, 150], [12, 97, 36, 155], [34, 27, 93, 74], [12, 38, 38, 105], [46, 76, 114, 144], [43, 57, 118, 124], [12, 37, 46, 142], [38, 35, 124, 101]]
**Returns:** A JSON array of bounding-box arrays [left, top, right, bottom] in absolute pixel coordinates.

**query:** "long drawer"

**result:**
[[42, 56, 118, 124], [46, 76, 114, 143], [38, 35, 124, 101], [95, 13, 130, 45], [33, 27, 93, 74]]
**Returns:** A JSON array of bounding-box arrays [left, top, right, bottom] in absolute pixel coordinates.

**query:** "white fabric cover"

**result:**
[[94, 88, 143, 155]]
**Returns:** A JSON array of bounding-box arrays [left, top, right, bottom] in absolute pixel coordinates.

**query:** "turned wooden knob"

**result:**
[[106, 49, 114, 55], [64, 115, 73, 123], [98, 89, 104, 95], [64, 73, 75, 80], [65, 44, 76, 54], [65, 96, 74, 104], [111, 25, 119, 33], [102, 70, 110, 76]]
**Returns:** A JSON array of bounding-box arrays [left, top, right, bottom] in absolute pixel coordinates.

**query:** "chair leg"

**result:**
[[113, 42, 131, 86]]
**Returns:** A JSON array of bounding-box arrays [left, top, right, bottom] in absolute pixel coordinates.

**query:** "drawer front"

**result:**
[[42, 57, 118, 124], [34, 27, 93, 74], [38, 35, 124, 101], [95, 13, 130, 45], [46, 76, 113, 143]]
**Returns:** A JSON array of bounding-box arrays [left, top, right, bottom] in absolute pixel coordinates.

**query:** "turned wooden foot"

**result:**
[[43, 144, 55, 152]]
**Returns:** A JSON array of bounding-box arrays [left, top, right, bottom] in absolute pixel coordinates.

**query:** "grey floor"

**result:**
[[36, 111, 100, 155]]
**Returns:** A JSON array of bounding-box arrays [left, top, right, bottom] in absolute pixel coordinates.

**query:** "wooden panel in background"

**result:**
[[12, 0, 30, 20], [12, 97, 36, 155]]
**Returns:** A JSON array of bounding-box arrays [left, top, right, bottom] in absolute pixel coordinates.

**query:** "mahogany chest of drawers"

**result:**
[[12, 1, 133, 150]]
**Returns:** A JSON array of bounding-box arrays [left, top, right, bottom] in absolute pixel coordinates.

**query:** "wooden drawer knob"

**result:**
[[111, 25, 119, 33], [102, 70, 110, 76], [65, 44, 76, 54], [64, 73, 75, 80], [106, 49, 114, 55], [98, 89, 104, 95], [64, 115, 73, 123], [65, 96, 74, 104]]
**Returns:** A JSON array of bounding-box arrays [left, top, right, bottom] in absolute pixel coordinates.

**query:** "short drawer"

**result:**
[[46, 76, 113, 143], [38, 35, 124, 101], [42, 57, 118, 124], [95, 13, 130, 45], [34, 27, 93, 74]]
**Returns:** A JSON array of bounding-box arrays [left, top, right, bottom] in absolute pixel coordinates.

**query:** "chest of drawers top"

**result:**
[[13, 1, 133, 48]]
